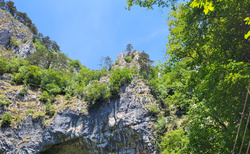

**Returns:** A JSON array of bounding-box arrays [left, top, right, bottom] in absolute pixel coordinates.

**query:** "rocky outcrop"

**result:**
[[113, 50, 140, 69], [0, 9, 35, 58], [0, 76, 157, 153]]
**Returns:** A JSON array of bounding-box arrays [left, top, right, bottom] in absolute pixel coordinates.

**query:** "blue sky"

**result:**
[[12, 0, 171, 70]]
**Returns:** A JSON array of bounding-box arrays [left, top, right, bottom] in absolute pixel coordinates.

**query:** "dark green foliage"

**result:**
[[124, 56, 132, 63], [126, 43, 133, 52], [42, 36, 52, 50], [1, 113, 12, 127], [138, 51, 154, 80], [29, 23, 38, 35], [110, 67, 132, 98], [85, 81, 110, 108], [5, 1, 16, 16], [26, 47, 47, 67], [27, 42, 68, 70], [51, 41, 60, 51]]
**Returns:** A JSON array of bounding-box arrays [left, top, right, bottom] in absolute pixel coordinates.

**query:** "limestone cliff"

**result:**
[[0, 74, 158, 154], [112, 50, 140, 70], [0, 7, 158, 154], [0, 9, 35, 59]]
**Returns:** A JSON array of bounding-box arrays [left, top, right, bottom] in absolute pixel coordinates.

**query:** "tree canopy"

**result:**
[[126, 0, 250, 153]]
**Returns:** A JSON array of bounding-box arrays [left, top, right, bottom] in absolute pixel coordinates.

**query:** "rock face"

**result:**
[[113, 50, 140, 69], [0, 77, 157, 153], [0, 9, 35, 58]]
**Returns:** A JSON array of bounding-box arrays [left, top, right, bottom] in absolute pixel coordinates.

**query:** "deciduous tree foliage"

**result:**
[[127, 0, 250, 153], [126, 0, 176, 10]]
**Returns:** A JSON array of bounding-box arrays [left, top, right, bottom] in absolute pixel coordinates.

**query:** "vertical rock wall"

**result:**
[[0, 79, 158, 154]]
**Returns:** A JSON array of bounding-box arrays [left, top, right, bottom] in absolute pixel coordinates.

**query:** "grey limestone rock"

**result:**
[[113, 50, 140, 70], [0, 9, 36, 58], [0, 79, 158, 154]]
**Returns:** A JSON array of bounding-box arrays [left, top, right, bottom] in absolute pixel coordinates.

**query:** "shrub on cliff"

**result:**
[[40, 69, 63, 95], [45, 102, 55, 116], [40, 91, 50, 103], [1, 113, 12, 127], [124, 56, 132, 63], [0, 57, 8, 76], [85, 81, 110, 108], [69, 60, 81, 71], [110, 67, 132, 98]]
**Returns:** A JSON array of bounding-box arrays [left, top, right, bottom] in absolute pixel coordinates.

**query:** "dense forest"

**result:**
[[0, 0, 250, 153]]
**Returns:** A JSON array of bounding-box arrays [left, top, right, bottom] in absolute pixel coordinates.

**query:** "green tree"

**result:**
[[126, 43, 133, 52], [51, 41, 60, 52], [0, 0, 5, 9], [5, 1, 16, 17], [40, 69, 63, 95], [127, 0, 250, 153], [27, 47, 47, 68], [110, 67, 132, 98], [138, 51, 154, 79], [85, 81, 110, 108], [23, 65, 41, 88], [42, 36, 52, 50]]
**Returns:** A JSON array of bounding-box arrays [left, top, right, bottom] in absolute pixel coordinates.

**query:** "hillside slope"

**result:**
[[0, 9, 35, 59]]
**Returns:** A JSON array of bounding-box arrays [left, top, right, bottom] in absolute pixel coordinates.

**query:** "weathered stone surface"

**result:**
[[0, 9, 35, 58], [0, 79, 157, 154], [112, 50, 140, 70]]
